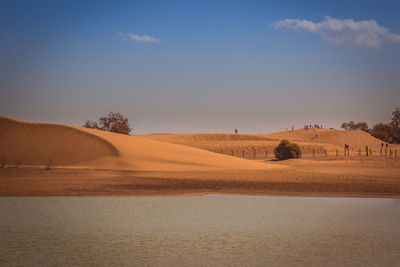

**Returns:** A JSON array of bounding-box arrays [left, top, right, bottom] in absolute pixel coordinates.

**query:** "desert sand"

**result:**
[[1, 116, 400, 197], [0, 116, 278, 171], [144, 128, 391, 157]]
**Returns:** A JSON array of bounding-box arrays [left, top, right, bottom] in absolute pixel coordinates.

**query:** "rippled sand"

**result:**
[[1, 196, 400, 266]]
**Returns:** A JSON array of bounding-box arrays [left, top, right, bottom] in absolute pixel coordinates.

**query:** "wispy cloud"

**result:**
[[117, 32, 159, 43], [274, 16, 400, 48]]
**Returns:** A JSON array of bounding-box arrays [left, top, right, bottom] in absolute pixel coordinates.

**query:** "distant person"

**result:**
[[292, 126, 294, 131], [234, 128, 238, 134]]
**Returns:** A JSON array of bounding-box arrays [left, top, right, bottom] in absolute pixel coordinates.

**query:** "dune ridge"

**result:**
[[0, 116, 119, 166], [147, 133, 275, 142], [263, 128, 385, 150], [0, 116, 276, 171], [143, 128, 395, 157]]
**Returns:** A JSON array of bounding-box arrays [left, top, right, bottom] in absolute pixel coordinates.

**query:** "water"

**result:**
[[1, 196, 400, 266]]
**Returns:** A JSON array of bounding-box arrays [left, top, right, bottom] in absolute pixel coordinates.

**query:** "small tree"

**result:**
[[370, 122, 400, 144], [99, 112, 132, 134], [83, 112, 132, 135], [274, 139, 302, 160], [391, 107, 400, 127], [355, 122, 368, 131], [341, 121, 368, 130], [83, 120, 100, 129]]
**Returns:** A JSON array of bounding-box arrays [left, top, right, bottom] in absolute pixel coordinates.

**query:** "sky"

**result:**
[[1, 0, 400, 134]]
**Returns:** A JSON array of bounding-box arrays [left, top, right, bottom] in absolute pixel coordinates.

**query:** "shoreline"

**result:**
[[1, 192, 399, 199]]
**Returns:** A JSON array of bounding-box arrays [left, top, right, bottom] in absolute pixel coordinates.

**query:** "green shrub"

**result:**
[[274, 139, 302, 160]]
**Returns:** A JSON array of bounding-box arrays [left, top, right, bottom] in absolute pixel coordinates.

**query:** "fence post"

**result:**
[[366, 146, 369, 157], [336, 149, 338, 157], [370, 148, 372, 157], [358, 149, 361, 157]]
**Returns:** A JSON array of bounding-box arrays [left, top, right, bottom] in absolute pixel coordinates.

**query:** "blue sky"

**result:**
[[1, 0, 400, 133]]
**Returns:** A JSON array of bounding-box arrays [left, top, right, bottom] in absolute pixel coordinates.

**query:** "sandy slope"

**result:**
[[144, 129, 396, 156], [1, 116, 399, 197], [263, 128, 386, 150], [0, 116, 276, 171], [0, 116, 118, 166]]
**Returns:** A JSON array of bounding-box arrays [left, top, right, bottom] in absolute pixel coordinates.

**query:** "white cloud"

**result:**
[[274, 16, 400, 48], [118, 32, 159, 43]]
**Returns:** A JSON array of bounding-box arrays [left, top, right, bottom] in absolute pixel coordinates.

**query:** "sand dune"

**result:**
[[148, 133, 275, 142], [0, 116, 276, 171], [263, 128, 386, 150], [144, 129, 394, 157], [0, 116, 118, 166], [1, 117, 399, 197]]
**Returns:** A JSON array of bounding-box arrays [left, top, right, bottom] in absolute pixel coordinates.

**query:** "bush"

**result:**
[[391, 107, 400, 127], [341, 121, 368, 130], [369, 122, 400, 144], [84, 112, 132, 135], [274, 139, 302, 160], [83, 120, 100, 129]]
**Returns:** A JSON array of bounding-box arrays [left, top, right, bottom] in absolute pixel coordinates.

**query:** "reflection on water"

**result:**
[[1, 196, 400, 266]]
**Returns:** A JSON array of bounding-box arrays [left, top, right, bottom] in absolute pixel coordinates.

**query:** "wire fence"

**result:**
[[207, 147, 399, 160]]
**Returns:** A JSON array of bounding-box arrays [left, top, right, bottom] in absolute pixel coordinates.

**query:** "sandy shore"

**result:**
[[1, 157, 399, 197]]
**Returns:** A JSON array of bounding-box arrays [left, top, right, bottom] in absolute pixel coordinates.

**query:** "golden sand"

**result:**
[[1, 116, 399, 197]]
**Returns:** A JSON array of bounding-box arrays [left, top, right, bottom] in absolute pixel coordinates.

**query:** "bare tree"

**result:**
[[391, 107, 400, 127], [99, 112, 132, 134], [354, 122, 368, 131], [83, 120, 100, 129], [341, 121, 368, 130], [83, 112, 132, 135]]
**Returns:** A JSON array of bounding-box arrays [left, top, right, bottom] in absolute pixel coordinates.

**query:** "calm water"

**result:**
[[1, 196, 400, 266]]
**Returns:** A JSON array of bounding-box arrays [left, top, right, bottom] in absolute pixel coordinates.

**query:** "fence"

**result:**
[[208, 147, 399, 160]]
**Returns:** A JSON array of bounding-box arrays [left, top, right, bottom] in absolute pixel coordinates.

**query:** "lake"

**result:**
[[1, 196, 400, 266]]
